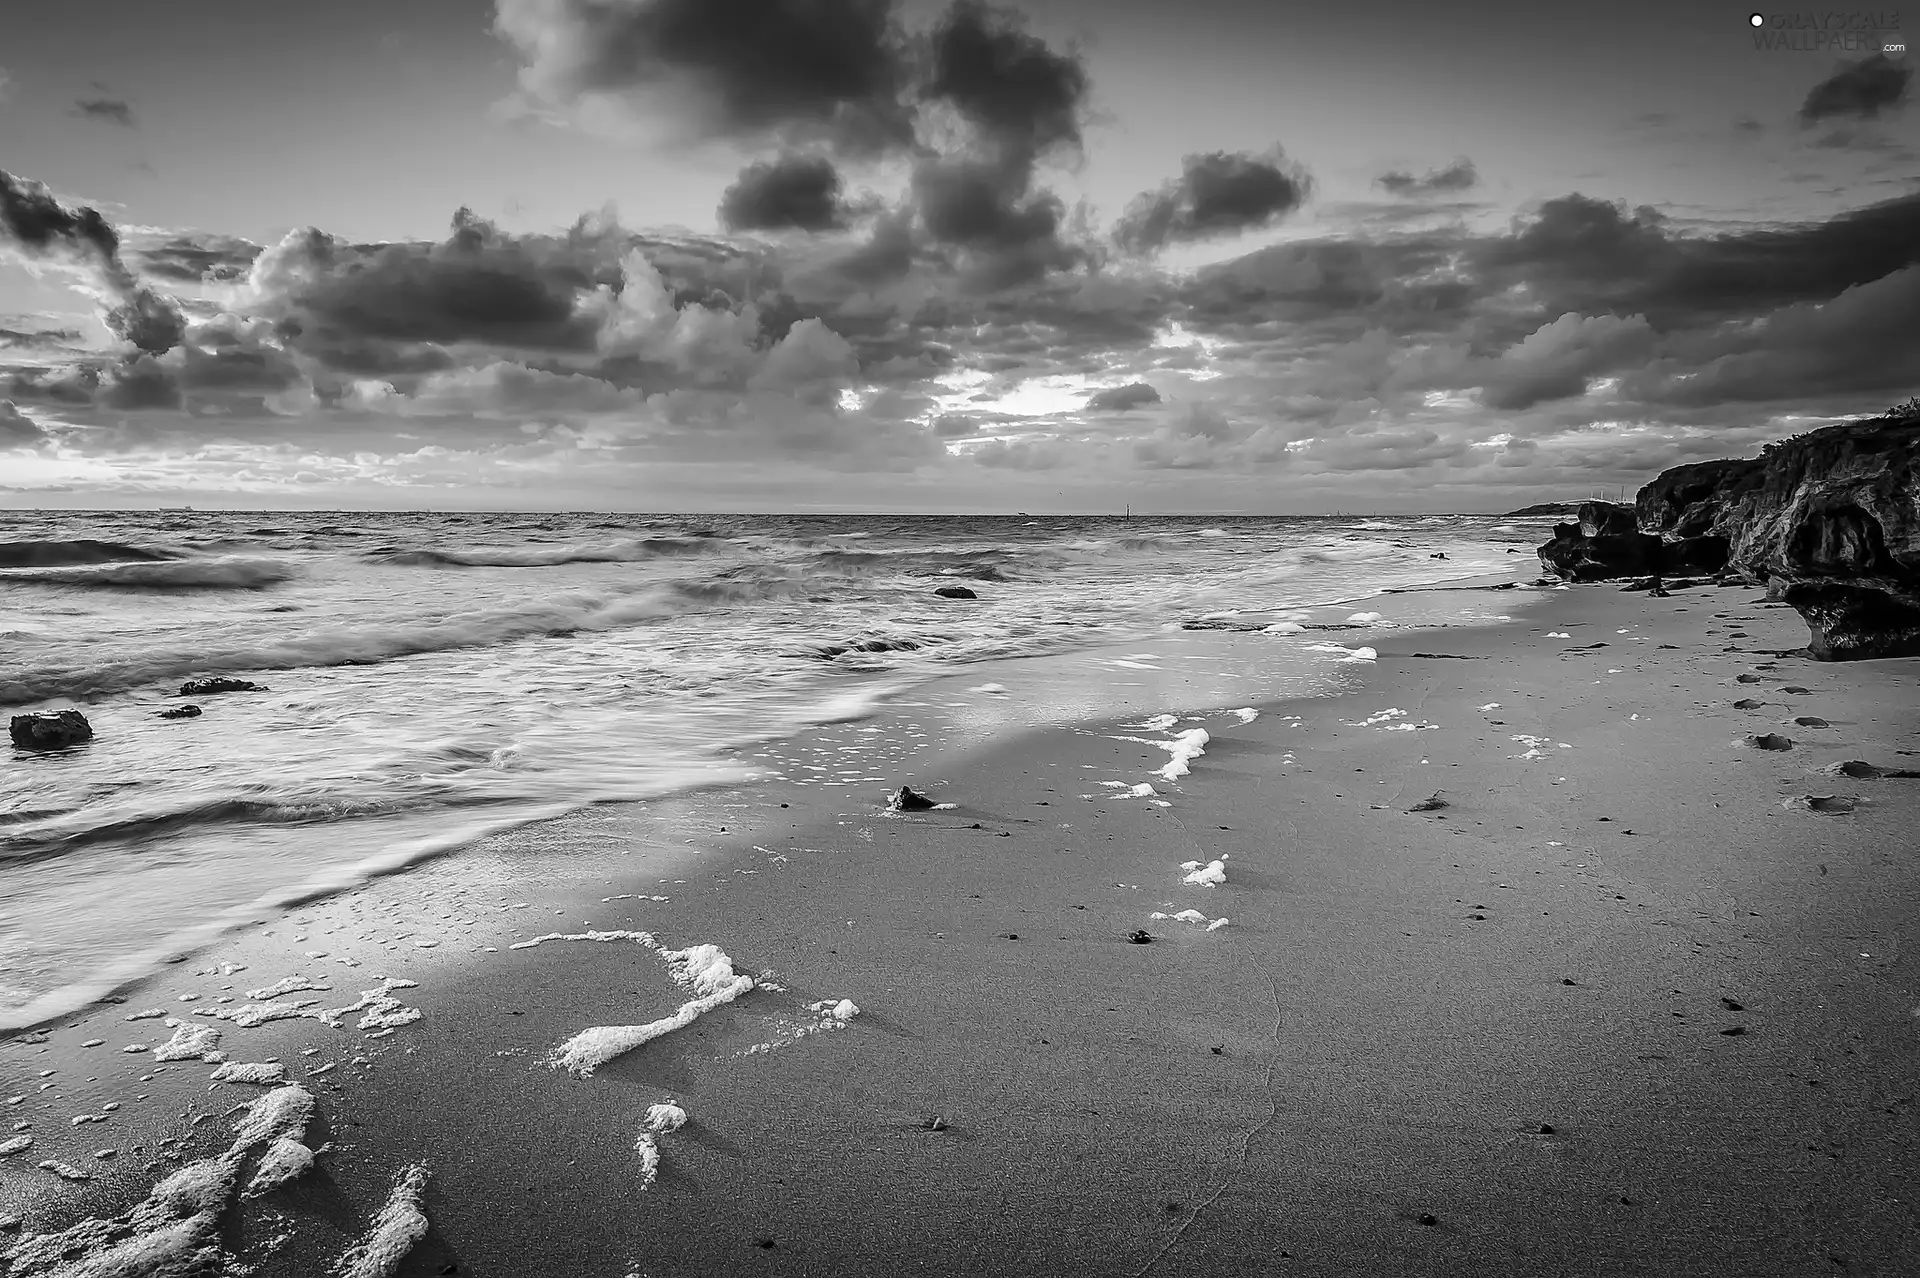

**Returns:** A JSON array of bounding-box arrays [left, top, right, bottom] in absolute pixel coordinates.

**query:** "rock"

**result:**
[[1429, 552, 1447, 559], [1406, 792, 1449, 813], [10, 709, 92, 751], [1793, 716, 1829, 728], [1537, 515, 1665, 582], [1639, 415, 1920, 659], [1578, 501, 1640, 538], [1128, 930, 1154, 944], [1782, 582, 1920, 661], [1741, 733, 1793, 751], [1784, 794, 1855, 813], [932, 585, 977, 599], [1503, 502, 1584, 517], [156, 704, 203, 720], [1660, 535, 1732, 576], [178, 677, 266, 696], [1619, 576, 1663, 592], [1732, 698, 1765, 709], [1637, 458, 1766, 539], [888, 785, 939, 812]]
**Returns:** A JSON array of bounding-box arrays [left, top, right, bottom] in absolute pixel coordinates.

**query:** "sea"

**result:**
[[1, 510, 1548, 1026]]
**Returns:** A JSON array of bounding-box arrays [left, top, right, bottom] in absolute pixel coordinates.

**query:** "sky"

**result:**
[[0, 0, 1915, 512]]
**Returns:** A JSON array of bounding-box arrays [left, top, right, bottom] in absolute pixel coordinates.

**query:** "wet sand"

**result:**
[[5, 578, 1918, 1276]]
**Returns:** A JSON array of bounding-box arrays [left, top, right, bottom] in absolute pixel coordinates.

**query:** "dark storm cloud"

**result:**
[[920, 0, 1087, 160], [905, 4, 1097, 290], [493, 0, 915, 154], [1798, 54, 1911, 122], [250, 210, 603, 355], [719, 153, 849, 232], [1112, 150, 1312, 254], [1086, 381, 1160, 411], [0, 169, 120, 263], [1375, 157, 1478, 197], [74, 97, 136, 128], [0, 364, 101, 405], [1476, 190, 1920, 327], [0, 169, 187, 356]]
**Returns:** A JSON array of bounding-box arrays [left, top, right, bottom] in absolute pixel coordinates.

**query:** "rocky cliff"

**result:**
[[1538, 412, 1919, 659], [1714, 414, 1920, 660]]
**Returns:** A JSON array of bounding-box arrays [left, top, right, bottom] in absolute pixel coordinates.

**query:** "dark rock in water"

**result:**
[[1732, 698, 1765, 709], [1128, 930, 1154, 945], [1429, 552, 1447, 559], [10, 709, 92, 751], [888, 785, 939, 812], [156, 704, 203, 720], [179, 677, 266, 696], [1742, 733, 1793, 751], [933, 585, 977, 599], [1504, 502, 1584, 517]]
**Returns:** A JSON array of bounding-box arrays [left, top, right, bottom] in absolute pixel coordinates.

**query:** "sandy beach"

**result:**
[[5, 576, 1918, 1277]]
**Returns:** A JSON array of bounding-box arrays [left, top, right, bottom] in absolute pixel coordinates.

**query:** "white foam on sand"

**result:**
[[232, 1084, 315, 1151], [550, 944, 755, 1077], [192, 999, 336, 1030], [153, 1020, 225, 1062], [1261, 622, 1306, 634], [244, 1136, 316, 1198], [334, 1164, 430, 1278], [1347, 612, 1385, 624], [634, 1102, 689, 1188], [1306, 643, 1377, 662], [245, 975, 332, 1001], [209, 1061, 289, 1087], [509, 929, 657, 950], [3, 1083, 334, 1277], [1478, 703, 1501, 712], [1149, 909, 1229, 929], [1155, 728, 1211, 781], [1546, 631, 1572, 639], [1181, 859, 1227, 886], [1510, 734, 1554, 760], [969, 683, 1009, 695], [1124, 713, 1180, 733], [332, 978, 423, 1033], [1228, 708, 1259, 723]]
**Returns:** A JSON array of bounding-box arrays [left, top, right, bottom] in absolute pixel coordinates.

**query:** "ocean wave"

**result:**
[[0, 538, 179, 568], [0, 557, 297, 589], [370, 537, 723, 568], [0, 576, 810, 705]]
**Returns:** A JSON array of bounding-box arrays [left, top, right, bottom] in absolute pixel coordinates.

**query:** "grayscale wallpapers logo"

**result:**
[[1748, 11, 1906, 52]]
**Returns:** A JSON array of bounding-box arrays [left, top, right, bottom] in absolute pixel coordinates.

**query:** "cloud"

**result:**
[[1375, 157, 1478, 197], [0, 323, 83, 349], [1478, 312, 1657, 410], [1086, 381, 1159, 411], [1798, 54, 1911, 122], [492, 0, 914, 154], [0, 400, 46, 448], [0, 169, 187, 356], [719, 153, 849, 231], [1113, 150, 1312, 255], [129, 233, 261, 283], [74, 97, 136, 128], [920, 0, 1087, 160]]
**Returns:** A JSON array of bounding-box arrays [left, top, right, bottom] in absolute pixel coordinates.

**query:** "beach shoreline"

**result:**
[[6, 573, 1918, 1275]]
